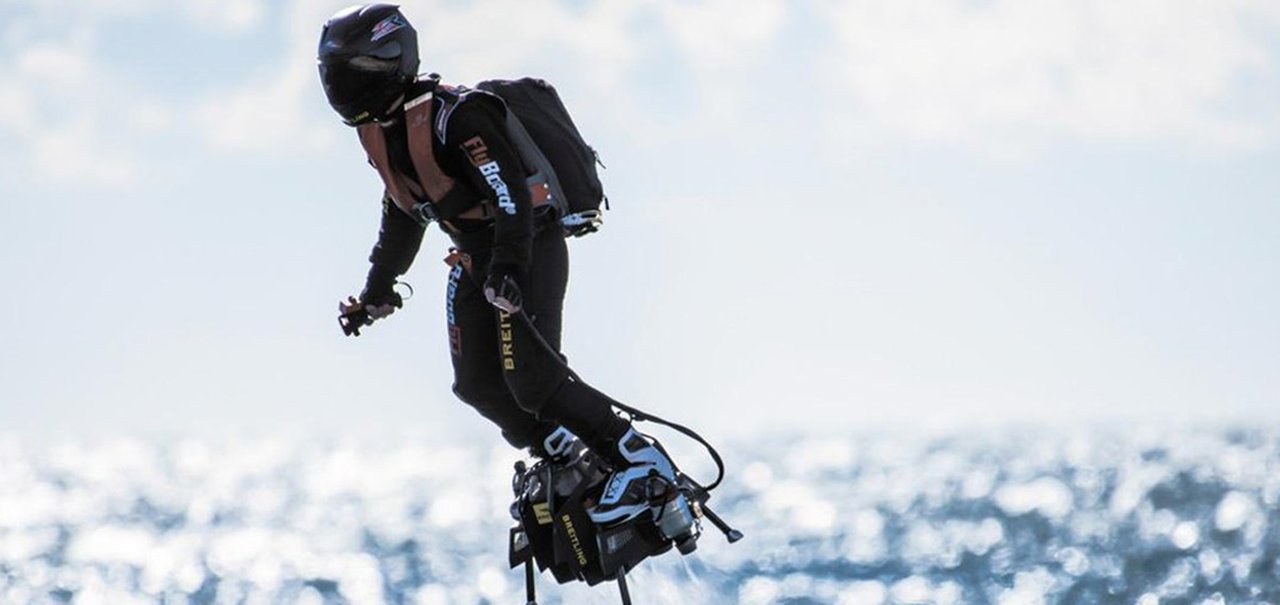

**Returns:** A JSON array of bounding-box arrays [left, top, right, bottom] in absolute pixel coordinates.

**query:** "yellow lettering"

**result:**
[[533, 503, 552, 525], [561, 514, 589, 566], [498, 311, 516, 370]]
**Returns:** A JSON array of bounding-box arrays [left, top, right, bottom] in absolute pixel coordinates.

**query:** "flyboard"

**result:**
[[506, 309, 743, 605], [340, 296, 744, 604]]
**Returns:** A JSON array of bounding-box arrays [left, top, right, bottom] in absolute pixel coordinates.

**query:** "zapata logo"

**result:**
[[370, 14, 406, 42]]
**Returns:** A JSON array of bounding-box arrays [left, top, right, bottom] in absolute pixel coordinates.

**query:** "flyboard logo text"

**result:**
[[462, 136, 517, 215]]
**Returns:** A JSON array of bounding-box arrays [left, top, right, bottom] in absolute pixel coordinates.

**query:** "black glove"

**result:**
[[338, 289, 403, 337], [483, 264, 523, 313]]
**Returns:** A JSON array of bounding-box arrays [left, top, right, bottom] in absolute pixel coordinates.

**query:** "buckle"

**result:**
[[412, 201, 439, 222], [561, 210, 603, 237]]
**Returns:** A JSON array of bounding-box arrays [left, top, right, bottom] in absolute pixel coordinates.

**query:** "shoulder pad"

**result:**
[[433, 83, 504, 145]]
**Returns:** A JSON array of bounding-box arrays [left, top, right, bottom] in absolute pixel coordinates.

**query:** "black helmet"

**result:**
[[318, 4, 420, 126]]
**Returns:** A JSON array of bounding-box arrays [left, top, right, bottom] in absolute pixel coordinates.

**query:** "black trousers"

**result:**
[[446, 224, 626, 454]]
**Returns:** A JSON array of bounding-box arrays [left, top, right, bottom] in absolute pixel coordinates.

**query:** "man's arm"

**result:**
[[446, 98, 535, 277], [363, 191, 426, 300]]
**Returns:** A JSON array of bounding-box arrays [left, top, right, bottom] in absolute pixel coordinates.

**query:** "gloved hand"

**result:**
[[483, 264, 523, 313], [338, 289, 403, 336]]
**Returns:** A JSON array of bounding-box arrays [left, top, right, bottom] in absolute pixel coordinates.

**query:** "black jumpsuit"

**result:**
[[359, 87, 627, 456]]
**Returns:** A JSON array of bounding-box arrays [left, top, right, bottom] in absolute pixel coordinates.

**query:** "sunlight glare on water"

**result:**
[[0, 427, 1278, 603]]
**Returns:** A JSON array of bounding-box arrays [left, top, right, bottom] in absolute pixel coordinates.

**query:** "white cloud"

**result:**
[[193, 1, 338, 152], [32, 121, 139, 186], [127, 100, 175, 134], [397, 1, 639, 80], [7, 0, 1280, 168], [659, 0, 786, 70], [392, 0, 791, 146], [207, 0, 1280, 160], [653, 0, 787, 134], [3, 0, 266, 34], [0, 82, 36, 137], [186, 0, 267, 34], [17, 45, 92, 91], [195, 73, 335, 152], [818, 0, 1280, 156], [0, 39, 141, 187], [193, 0, 650, 153]]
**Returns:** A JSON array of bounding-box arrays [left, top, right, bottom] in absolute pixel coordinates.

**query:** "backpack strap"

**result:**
[[437, 84, 560, 212], [498, 106, 568, 217], [433, 83, 489, 145]]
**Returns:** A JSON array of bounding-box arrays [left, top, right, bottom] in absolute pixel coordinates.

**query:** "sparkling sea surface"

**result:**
[[1, 427, 1278, 604]]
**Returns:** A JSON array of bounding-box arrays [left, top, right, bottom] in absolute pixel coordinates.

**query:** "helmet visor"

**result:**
[[319, 48, 403, 125]]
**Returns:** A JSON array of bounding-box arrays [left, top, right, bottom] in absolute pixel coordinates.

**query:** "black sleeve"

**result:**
[[363, 192, 426, 299], [444, 98, 534, 274]]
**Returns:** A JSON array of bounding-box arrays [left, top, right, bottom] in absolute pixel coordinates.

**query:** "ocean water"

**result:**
[[1, 427, 1278, 605]]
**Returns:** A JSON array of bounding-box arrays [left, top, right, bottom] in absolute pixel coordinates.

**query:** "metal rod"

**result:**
[[701, 505, 744, 543], [616, 568, 632, 605], [524, 559, 537, 605]]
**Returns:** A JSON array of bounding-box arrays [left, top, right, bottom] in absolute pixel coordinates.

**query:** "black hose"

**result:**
[[512, 308, 726, 492]]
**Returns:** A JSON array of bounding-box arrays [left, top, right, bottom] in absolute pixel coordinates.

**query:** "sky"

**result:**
[[1, 0, 1278, 444]]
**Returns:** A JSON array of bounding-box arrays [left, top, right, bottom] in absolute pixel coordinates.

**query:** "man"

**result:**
[[317, 3, 675, 527]]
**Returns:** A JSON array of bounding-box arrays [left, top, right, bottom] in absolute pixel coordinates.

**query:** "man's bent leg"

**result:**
[[498, 229, 630, 453], [498, 228, 683, 528], [446, 257, 555, 450]]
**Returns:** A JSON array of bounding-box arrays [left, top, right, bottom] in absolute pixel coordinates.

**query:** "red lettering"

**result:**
[[462, 136, 490, 166]]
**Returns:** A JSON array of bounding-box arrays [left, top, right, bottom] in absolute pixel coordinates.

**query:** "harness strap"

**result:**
[[359, 85, 559, 229], [357, 123, 424, 220], [404, 92, 485, 224], [443, 247, 473, 275], [403, 93, 456, 203]]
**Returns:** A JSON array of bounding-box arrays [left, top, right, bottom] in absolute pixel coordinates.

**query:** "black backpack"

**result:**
[[475, 78, 607, 237]]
